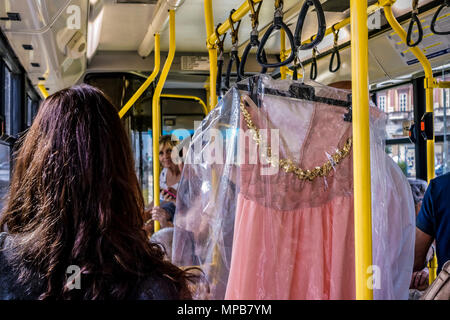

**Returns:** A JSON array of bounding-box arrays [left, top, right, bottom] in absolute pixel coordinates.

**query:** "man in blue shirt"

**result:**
[[415, 173, 450, 274]]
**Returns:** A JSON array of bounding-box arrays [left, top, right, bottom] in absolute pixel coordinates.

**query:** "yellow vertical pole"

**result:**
[[381, 0, 437, 284], [119, 34, 161, 119], [425, 76, 436, 284], [350, 0, 373, 300], [152, 9, 176, 232], [38, 84, 49, 98], [280, 29, 287, 80], [204, 0, 217, 111]]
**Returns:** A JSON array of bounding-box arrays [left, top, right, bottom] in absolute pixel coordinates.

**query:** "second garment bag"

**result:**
[[172, 75, 415, 300]]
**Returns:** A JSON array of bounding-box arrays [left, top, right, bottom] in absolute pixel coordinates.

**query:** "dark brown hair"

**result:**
[[0, 84, 193, 299]]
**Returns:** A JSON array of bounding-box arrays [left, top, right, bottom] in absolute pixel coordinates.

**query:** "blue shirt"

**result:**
[[417, 173, 450, 274]]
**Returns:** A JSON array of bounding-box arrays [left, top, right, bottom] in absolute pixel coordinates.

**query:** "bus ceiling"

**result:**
[[0, 0, 448, 96]]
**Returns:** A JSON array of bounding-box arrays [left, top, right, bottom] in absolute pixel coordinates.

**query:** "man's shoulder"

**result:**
[[431, 172, 450, 189]]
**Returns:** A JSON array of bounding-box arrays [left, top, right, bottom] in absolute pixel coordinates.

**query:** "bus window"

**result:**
[[375, 83, 415, 176], [3, 64, 12, 136], [386, 143, 416, 177], [434, 68, 450, 176], [0, 143, 10, 210], [375, 83, 414, 139]]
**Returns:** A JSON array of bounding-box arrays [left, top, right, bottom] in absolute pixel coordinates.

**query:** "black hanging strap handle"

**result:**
[[225, 10, 242, 89], [239, 0, 268, 78], [239, 41, 268, 78], [430, 0, 450, 35], [310, 47, 318, 80], [329, 24, 341, 73], [215, 24, 227, 96], [406, 0, 424, 47], [294, 0, 326, 51], [257, 0, 296, 68], [225, 50, 241, 89]]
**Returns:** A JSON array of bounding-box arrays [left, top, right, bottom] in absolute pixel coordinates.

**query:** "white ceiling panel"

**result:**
[[97, 3, 155, 50]]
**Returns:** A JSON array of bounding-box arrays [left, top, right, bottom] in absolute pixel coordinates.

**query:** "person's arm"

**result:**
[[413, 227, 434, 271], [414, 181, 435, 272]]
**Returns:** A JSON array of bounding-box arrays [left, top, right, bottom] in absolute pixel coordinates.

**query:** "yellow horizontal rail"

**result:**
[[38, 84, 49, 98], [206, 0, 262, 48], [161, 94, 208, 115], [285, 3, 380, 57], [434, 80, 450, 89], [119, 33, 161, 119]]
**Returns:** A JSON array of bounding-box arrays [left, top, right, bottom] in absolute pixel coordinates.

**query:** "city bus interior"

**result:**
[[0, 0, 449, 300]]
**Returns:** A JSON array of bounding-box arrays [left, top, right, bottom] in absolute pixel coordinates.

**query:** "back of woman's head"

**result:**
[[0, 84, 192, 299]]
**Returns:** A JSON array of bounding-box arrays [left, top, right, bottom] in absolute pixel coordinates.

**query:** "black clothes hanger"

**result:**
[[239, 0, 268, 79], [406, 0, 424, 47], [236, 75, 352, 122]]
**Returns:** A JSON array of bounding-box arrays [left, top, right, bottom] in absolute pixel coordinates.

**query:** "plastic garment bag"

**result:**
[[172, 75, 415, 300]]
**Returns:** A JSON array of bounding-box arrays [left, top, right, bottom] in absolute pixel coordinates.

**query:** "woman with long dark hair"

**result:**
[[0, 84, 195, 300]]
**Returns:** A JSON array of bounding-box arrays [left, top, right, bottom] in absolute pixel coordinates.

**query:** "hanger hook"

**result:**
[[294, 49, 305, 83]]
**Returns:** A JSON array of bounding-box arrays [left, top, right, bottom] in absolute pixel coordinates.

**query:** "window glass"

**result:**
[[375, 83, 414, 139], [131, 130, 152, 206], [386, 143, 416, 178], [434, 68, 450, 176], [378, 95, 386, 112], [0, 143, 10, 211], [3, 65, 12, 135]]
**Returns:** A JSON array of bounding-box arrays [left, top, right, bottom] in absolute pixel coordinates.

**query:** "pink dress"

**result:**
[[225, 94, 355, 299], [172, 78, 415, 300]]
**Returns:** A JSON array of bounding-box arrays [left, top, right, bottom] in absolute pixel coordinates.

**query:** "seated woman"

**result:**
[[0, 85, 195, 300]]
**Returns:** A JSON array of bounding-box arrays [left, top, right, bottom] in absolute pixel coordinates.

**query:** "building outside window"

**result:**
[[378, 95, 386, 111], [399, 93, 407, 111]]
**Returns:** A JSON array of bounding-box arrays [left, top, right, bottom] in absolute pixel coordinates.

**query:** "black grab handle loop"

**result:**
[[329, 24, 340, 73], [329, 48, 341, 73], [216, 59, 224, 97], [257, 3, 295, 68], [406, 12, 423, 47], [239, 38, 268, 79], [310, 53, 317, 80], [257, 23, 295, 68], [431, 0, 450, 35], [225, 50, 241, 89], [294, 0, 326, 51]]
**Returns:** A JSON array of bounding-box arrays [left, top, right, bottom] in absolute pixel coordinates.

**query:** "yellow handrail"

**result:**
[[280, 29, 287, 80], [434, 80, 450, 89], [204, 0, 217, 111], [206, 0, 263, 48], [380, 0, 437, 283], [160, 94, 209, 115], [153, 9, 176, 232], [285, 4, 380, 58], [351, 0, 373, 300], [38, 84, 49, 98], [119, 34, 161, 119]]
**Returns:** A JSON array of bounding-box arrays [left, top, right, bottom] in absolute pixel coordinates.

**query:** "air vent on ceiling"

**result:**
[[22, 44, 33, 50], [38, 77, 46, 81], [31, 63, 40, 67], [0, 12, 21, 21], [115, 0, 158, 4], [322, 0, 378, 12]]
